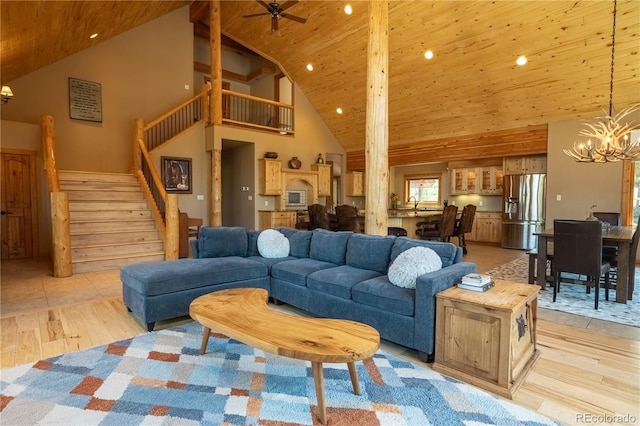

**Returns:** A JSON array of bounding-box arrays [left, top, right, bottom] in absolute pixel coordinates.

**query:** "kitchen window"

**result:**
[[403, 173, 441, 206]]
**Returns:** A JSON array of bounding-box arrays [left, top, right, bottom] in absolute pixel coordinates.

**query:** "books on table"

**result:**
[[458, 273, 494, 292], [458, 281, 495, 292]]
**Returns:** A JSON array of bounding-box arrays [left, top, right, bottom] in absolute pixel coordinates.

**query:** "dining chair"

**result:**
[[416, 205, 458, 242], [451, 204, 476, 254], [334, 204, 361, 232], [552, 220, 611, 309], [593, 211, 621, 258], [308, 204, 330, 230]]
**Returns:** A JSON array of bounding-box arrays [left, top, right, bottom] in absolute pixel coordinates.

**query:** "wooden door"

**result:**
[[1, 150, 38, 260]]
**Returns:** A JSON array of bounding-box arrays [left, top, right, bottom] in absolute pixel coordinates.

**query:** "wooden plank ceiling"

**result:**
[[2, 1, 639, 166]]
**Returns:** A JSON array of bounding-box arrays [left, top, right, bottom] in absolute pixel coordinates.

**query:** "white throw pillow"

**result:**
[[257, 229, 290, 258], [388, 246, 442, 289]]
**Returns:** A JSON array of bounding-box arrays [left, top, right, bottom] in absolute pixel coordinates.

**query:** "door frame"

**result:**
[[0, 147, 40, 259]]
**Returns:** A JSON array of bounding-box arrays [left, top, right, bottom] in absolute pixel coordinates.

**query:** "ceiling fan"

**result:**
[[243, 0, 307, 32]]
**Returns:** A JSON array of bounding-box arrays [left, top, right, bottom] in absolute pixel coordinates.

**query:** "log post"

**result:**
[[41, 115, 60, 193], [165, 194, 179, 260], [209, 0, 222, 126], [364, 1, 389, 236], [211, 145, 222, 226], [51, 192, 72, 277], [133, 118, 144, 173]]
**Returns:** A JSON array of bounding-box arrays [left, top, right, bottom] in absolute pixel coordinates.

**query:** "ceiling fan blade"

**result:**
[[243, 12, 270, 18], [278, 0, 299, 12], [271, 16, 279, 32], [256, 0, 271, 10], [281, 13, 306, 24]]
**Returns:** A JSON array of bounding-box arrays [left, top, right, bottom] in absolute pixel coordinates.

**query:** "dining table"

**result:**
[[533, 225, 635, 304]]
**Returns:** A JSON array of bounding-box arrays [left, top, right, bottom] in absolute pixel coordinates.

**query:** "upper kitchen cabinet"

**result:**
[[503, 156, 547, 175], [346, 171, 365, 196], [258, 158, 282, 195], [479, 166, 504, 195], [450, 168, 478, 195], [311, 164, 332, 196]]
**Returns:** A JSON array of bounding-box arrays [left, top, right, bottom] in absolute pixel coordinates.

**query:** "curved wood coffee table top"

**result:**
[[189, 287, 381, 425]]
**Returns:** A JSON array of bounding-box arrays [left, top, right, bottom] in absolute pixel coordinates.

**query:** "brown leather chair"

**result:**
[[308, 204, 330, 230], [552, 220, 611, 309], [335, 204, 361, 232], [452, 204, 476, 254], [416, 205, 458, 242]]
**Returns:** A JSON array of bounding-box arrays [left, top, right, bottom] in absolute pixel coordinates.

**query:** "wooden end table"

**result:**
[[190, 288, 380, 425], [432, 279, 540, 399]]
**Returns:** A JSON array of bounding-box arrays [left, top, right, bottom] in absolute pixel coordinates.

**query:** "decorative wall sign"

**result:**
[[161, 156, 192, 194], [69, 78, 102, 122]]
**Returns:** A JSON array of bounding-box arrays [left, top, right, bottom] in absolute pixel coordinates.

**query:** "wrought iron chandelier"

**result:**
[[564, 0, 640, 163]]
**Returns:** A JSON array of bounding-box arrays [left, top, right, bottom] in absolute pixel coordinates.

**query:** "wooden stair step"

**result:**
[[67, 191, 145, 201], [71, 230, 162, 245], [70, 219, 157, 232], [60, 182, 141, 192], [70, 210, 153, 220], [68, 201, 150, 211], [71, 252, 165, 274], [58, 170, 138, 184], [72, 241, 164, 258]]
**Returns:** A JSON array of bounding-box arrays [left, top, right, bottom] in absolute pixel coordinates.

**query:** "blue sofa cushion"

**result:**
[[270, 258, 338, 287], [309, 229, 352, 265], [198, 226, 248, 258], [352, 276, 415, 316], [247, 230, 260, 257], [248, 255, 297, 272], [346, 233, 395, 274], [275, 228, 312, 258], [120, 257, 267, 296], [307, 265, 382, 299], [390, 237, 460, 267]]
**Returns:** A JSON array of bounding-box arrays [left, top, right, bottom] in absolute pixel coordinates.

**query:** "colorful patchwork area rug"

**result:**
[[0, 321, 558, 425], [486, 256, 640, 327]]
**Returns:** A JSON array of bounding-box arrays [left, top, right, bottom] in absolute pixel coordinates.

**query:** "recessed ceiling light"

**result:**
[[424, 50, 434, 60], [90, 33, 99, 39], [516, 56, 527, 66], [344, 5, 352, 15], [336, 107, 343, 114], [306, 63, 314, 71]]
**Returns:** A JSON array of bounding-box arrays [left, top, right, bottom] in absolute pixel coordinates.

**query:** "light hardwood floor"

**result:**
[[1, 243, 638, 425]]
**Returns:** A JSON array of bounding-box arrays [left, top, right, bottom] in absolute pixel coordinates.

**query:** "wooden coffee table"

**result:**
[[189, 288, 380, 425]]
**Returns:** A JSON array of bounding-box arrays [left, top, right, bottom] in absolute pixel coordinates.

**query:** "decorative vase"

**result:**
[[316, 153, 325, 164], [288, 157, 301, 169]]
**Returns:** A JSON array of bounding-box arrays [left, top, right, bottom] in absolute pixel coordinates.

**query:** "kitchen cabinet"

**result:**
[[346, 171, 365, 196], [469, 212, 502, 243], [258, 159, 282, 195], [450, 168, 478, 195], [503, 156, 546, 175], [479, 166, 504, 195], [258, 210, 296, 230], [311, 164, 332, 196]]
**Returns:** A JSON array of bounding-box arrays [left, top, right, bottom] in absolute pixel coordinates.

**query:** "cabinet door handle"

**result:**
[[0, 211, 6, 215]]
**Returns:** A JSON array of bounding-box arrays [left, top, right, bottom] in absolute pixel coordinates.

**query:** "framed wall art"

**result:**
[[68, 77, 102, 122], [161, 156, 192, 194]]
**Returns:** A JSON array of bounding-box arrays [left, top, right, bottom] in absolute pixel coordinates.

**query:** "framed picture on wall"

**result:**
[[161, 156, 192, 194]]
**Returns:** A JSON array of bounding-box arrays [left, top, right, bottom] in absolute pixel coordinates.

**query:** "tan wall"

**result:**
[[1, 7, 193, 173]]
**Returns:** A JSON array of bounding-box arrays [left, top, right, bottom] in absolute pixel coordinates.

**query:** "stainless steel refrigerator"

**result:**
[[501, 174, 546, 250]]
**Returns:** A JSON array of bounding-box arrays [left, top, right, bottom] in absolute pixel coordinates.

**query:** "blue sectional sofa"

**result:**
[[120, 226, 476, 361]]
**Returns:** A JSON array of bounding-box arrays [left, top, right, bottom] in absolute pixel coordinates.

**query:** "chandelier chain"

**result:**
[[608, 0, 617, 117]]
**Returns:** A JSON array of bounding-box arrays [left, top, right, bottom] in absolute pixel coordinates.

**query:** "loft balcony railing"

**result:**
[[221, 89, 294, 135]]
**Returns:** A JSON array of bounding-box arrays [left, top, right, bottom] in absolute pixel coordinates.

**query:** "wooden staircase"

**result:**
[[59, 170, 165, 273]]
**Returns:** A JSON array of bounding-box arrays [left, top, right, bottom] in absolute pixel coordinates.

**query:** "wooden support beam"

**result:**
[[364, 1, 389, 236], [210, 0, 222, 126], [165, 194, 179, 260], [50, 192, 72, 277]]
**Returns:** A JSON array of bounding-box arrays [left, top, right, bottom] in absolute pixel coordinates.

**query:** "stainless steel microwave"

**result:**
[[285, 190, 306, 207]]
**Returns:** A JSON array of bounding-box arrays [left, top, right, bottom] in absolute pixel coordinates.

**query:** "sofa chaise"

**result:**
[[121, 226, 476, 361]]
